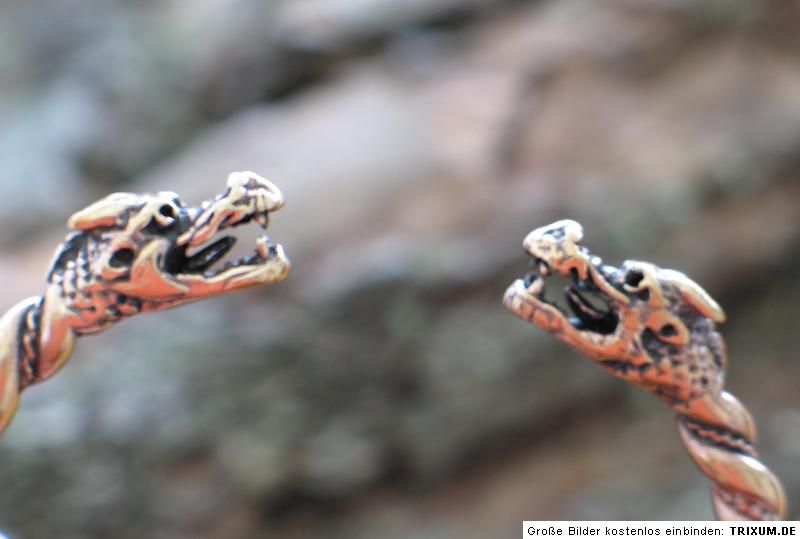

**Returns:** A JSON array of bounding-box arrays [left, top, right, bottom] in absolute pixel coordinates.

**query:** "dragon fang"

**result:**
[[0, 171, 290, 434], [504, 219, 785, 521]]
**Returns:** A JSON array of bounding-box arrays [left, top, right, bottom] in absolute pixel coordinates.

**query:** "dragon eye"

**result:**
[[659, 324, 677, 337], [154, 204, 179, 229], [625, 269, 644, 287], [159, 205, 176, 218], [109, 248, 135, 268], [624, 268, 650, 300]]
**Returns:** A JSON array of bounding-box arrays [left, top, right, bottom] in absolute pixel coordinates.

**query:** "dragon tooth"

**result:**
[[257, 235, 270, 259], [254, 213, 269, 228], [527, 277, 544, 297], [538, 260, 549, 277]]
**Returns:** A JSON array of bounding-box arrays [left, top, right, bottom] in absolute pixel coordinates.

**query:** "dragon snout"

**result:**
[[522, 219, 589, 280], [227, 171, 285, 212]]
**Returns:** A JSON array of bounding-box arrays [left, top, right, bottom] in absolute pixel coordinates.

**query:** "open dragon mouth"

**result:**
[[520, 256, 619, 335], [165, 216, 280, 277]]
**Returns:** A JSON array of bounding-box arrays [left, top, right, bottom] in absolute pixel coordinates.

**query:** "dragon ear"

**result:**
[[660, 269, 726, 324], [561, 219, 584, 242], [67, 193, 142, 231]]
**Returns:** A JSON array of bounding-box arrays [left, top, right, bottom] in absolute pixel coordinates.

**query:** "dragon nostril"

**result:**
[[109, 248, 135, 268], [159, 205, 176, 218]]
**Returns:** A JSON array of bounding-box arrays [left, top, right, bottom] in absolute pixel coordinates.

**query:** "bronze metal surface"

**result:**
[[503, 219, 786, 520], [0, 171, 290, 435]]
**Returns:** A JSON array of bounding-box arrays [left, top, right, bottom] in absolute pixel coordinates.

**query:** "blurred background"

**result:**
[[1, 0, 799, 537]]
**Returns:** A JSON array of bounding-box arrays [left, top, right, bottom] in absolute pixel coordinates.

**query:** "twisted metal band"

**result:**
[[0, 172, 290, 435], [503, 219, 786, 520]]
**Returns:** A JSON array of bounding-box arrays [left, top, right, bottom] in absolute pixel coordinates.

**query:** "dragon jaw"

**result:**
[[504, 220, 627, 347]]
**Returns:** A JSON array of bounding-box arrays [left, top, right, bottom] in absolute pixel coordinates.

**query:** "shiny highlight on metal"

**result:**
[[0, 171, 290, 434], [503, 219, 785, 521]]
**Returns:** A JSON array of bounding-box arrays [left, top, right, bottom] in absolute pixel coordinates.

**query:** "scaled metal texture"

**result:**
[[0, 172, 290, 434], [504, 219, 785, 521]]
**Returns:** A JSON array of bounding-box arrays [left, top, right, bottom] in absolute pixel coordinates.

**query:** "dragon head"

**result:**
[[46, 171, 290, 334], [504, 219, 728, 403]]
